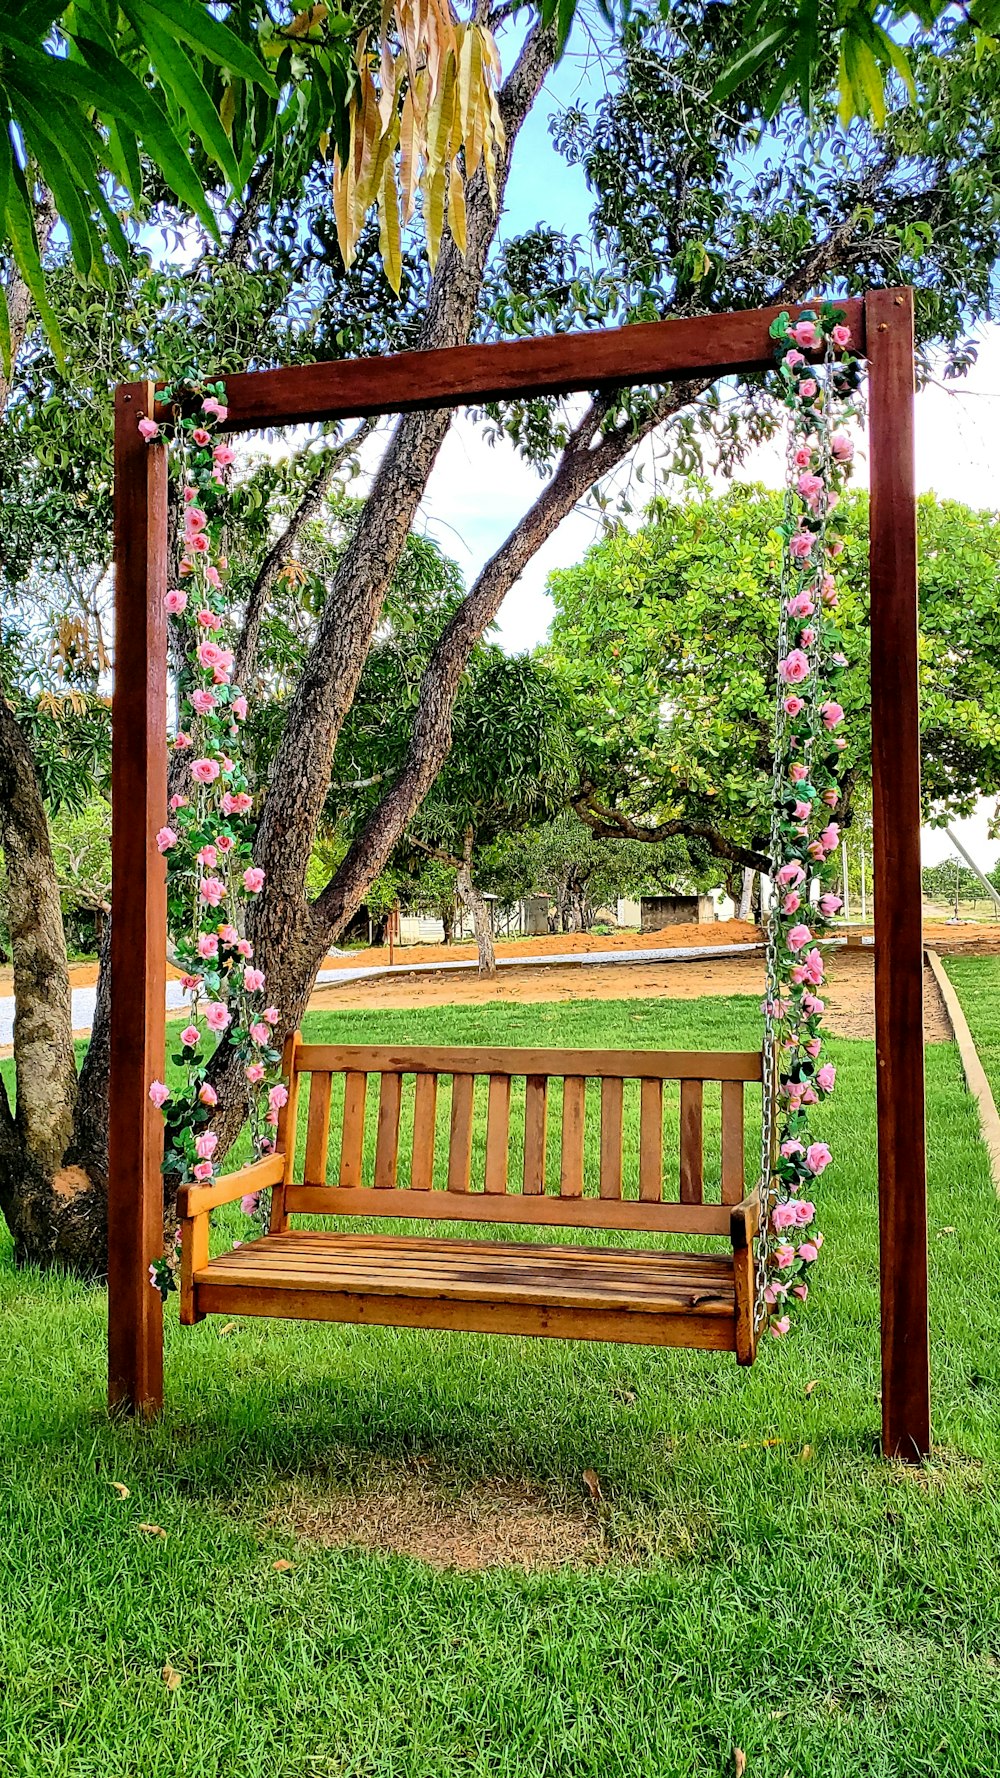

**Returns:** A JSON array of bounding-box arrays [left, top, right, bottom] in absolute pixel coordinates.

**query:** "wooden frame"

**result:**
[[110, 287, 929, 1456]]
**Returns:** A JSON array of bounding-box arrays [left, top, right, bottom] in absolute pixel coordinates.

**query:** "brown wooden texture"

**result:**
[[866, 287, 931, 1460], [410, 1073, 438, 1190], [338, 1072, 367, 1187], [679, 1080, 704, 1203], [179, 1213, 208, 1326], [179, 1153, 285, 1217], [374, 1072, 403, 1188], [523, 1075, 548, 1195], [720, 1079, 746, 1206], [269, 1032, 301, 1233], [284, 1184, 733, 1235], [108, 382, 168, 1418], [484, 1075, 511, 1194], [159, 301, 865, 434], [599, 1077, 624, 1199], [296, 1043, 763, 1081], [448, 1073, 475, 1192], [303, 1071, 333, 1187], [559, 1077, 586, 1196], [638, 1079, 664, 1202]]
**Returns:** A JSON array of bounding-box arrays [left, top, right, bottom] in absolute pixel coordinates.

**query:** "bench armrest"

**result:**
[[176, 1153, 284, 1219], [730, 1186, 761, 1251]]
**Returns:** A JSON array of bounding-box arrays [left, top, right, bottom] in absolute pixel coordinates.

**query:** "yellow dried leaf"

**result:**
[[804, 1378, 819, 1397], [447, 156, 466, 255], [108, 1480, 130, 1499], [138, 1522, 167, 1539], [582, 1468, 603, 1502], [734, 1750, 747, 1777], [800, 1444, 813, 1462], [161, 1663, 182, 1691], [218, 1321, 237, 1337], [273, 1558, 294, 1573], [286, 4, 328, 36], [378, 158, 402, 293]]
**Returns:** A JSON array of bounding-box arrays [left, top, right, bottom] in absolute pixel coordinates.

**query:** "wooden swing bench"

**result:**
[[177, 1039, 764, 1363]]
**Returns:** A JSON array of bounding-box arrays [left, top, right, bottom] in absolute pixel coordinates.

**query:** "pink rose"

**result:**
[[788, 532, 813, 560], [821, 790, 839, 810], [164, 589, 188, 615], [787, 923, 812, 954], [241, 1192, 260, 1216], [199, 1083, 218, 1106], [794, 446, 812, 467], [199, 877, 226, 906], [828, 536, 844, 556], [197, 845, 218, 869], [772, 1202, 797, 1231], [219, 924, 238, 944], [264, 1006, 280, 1025], [249, 1021, 270, 1045], [192, 427, 211, 446], [205, 565, 221, 588], [791, 319, 819, 349], [237, 939, 254, 959], [816, 1063, 836, 1092], [819, 824, 839, 851], [195, 1131, 218, 1159], [783, 892, 801, 915], [244, 967, 266, 993], [778, 650, 810, 685], [830, 425, 853, 456], [204, 1001, 231, 1032], [801, 627, 816, 646], [770, 1316, 791, 1337], [787, 591, 814, 619], [784, 349, 804, 367], [169, 794, 188, 812], [798, 379, 818, 399], [180, 1025, 200, 1048], [191, 689, 216, 716], [193, 1160, 214, 1181], [805, 1142, 832, 1176], [819, 893, 842, 917], [196, 607, 222, 630], [184, 507, 208, 535], [148, 1080, 170, 1108], [798, 1241, 819, 1264], [793, 800, 810, 820], [221, 791, 253, 816], [181, 974, 200, 993], [821, 701, 844, 729], [216, 835, 235, 854], [797, 471, 823, 503], [243, 867, 265, 893], [197, 933, 219, 958], [803, 948, 825, 986], [174, 731, 192, 751], [138, 417, 160, 440], [190, 757, 220, 784], [197, 641, 226, 671], [789, 763, 809, 783], [268, 1084, 288, 1110], [213, 442, 236, 467], [802, 992, 824, 1015], [774, 1245, 795, 1270], [784, 696, 805, 718], [805, 1038, 822, 1059], [232, 696, 248, 721], [265, 1108, 279, 1127], [781, 1139, 804, 1158], [776, 862, 805, 889], [793, 1200, 816, 1225], [202, 396, 228, 420], [246, 1063, 265, 1084], [792, 1283, 809, 1301], [155, 826, 177, 853]]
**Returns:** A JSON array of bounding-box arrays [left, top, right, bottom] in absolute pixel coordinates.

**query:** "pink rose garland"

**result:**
[[763, 304, 863, 1337]]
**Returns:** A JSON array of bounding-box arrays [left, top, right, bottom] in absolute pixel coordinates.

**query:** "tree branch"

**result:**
[[571, 787, 770, 874]]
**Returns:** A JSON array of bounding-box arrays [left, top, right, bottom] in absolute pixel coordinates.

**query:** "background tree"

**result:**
[[547, 489, 1000, 886], [480, 815, 701, 931]]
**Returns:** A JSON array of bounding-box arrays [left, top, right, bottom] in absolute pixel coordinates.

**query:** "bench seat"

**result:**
[[190, 1229, 741, 1350]]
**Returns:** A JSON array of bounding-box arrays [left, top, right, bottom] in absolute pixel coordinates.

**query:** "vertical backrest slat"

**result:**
[[599, 1076, 624, 1199], [638, 1078, 663, 1202], [679, 1079, 704, 1203], [303, 1071, 333, 1187], [269, 1031, 302, 1232], [559, 1076, 586, 1197], [721, 1078, 745, 1204], [484, 1075, 511, 1194], [374, 1072, 403, 1189], [523, 1075, 548, 1195], [410, 1073, 438, 1191], [339, 1071, 368, 1187], [448, 1073, 475, 1193]]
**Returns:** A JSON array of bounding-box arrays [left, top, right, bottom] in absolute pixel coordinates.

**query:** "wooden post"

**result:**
[[108, 381, 168, 1418], [865, 288, 930, 1459]]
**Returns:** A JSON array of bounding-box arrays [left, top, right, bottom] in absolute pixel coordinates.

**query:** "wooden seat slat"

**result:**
[[560, 1077, 586, 1197], [410, 1073, 438, 1191], [282, 1182, 735, 1235], [638, 1079, 663, 1202], [304, 1072, 333, 1187], [523, 1075, 547, 1195], [721, 1079, 746, 1205], [484, 1075, 511, 1194], [599, 1077, 624, 1200]]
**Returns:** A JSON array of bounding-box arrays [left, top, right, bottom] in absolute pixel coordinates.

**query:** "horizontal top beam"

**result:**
[[142, 297, 868, 434]]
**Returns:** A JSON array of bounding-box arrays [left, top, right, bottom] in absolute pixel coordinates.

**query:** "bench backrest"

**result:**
[[272, 1039, 763, 1239]]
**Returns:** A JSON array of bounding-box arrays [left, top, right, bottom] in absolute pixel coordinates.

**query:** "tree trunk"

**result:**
[[456, 829, 495, 977], [738, 868, 755, 922], [440, 901, 455, 945]]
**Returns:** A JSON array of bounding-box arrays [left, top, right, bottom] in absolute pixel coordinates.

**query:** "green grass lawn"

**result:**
[[942, 954, 1000, 1106], [2, 994, 1000, 1777]]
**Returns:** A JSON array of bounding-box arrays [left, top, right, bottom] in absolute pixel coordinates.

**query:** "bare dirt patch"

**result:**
[[267, 1475, 604, 1572], [307, 942, 953, 1043]]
